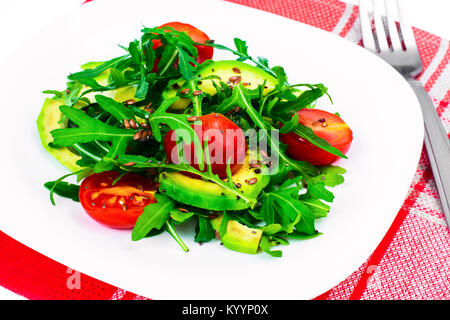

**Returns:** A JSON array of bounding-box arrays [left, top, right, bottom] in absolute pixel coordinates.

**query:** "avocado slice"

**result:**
[[37, 62, 140, 172], [159, 153, 270, 211], [37, 98, 83, 172], [163, 60, 278, 110], [210, 215, 262, 254]]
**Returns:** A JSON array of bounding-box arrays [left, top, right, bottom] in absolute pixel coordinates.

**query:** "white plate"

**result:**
[[0, 0, 423, 299]]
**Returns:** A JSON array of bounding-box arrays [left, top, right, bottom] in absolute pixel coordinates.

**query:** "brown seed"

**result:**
[[134, 131, 142, 140], [242, 82, 250, 86], [123, 119, 131, 129], [229, 76, 241, 84], [140, 122, 149, 128], [318, 118, 326, 123], [178, 208, 189, 213], [193, 90, 203, 96], [187, 116, 199, 122], [180, 88, 190, 95], [123, 162, 136, 167], [125, 99, 135, 105], [232, 67, 241, 74], [65, 89, 71, 94], [129, 119, 138, 129], [247, 178, 258, 185], [250, 163, 261, 169]]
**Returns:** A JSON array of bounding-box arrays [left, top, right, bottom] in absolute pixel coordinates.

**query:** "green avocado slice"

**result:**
[[159, 153, 270, 211], [163, 60, 278, 110], [37, 98, 83, 172], [210, 215, 262, 254]]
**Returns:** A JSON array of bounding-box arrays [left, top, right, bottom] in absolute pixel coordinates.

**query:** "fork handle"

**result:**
[[408, 79, 450, 227]]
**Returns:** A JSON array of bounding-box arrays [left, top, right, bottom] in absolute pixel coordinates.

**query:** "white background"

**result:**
[[0, 0, 448, 300]]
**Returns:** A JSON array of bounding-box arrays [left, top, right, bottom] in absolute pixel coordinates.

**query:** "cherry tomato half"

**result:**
[[280, 109, 353, 166], [152, 22, 214, 72], [79, 171, 158, 229], [164, 113, 247, 179]]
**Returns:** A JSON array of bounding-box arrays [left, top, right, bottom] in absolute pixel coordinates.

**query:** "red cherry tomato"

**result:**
[[152, 22, 213, 72], [280, 109, 353, 166], [164, 113, 247, 179], [79, 171, 158, 229]]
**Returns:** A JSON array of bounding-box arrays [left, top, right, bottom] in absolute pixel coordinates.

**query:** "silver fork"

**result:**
[[359, 0, 450, 227]]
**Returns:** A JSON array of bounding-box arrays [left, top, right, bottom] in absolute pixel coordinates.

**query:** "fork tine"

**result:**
[[384, 0, 403, 51], [396, 0, 418, 51], [372, 0, 389, 52], [359, 0, 377, 52]]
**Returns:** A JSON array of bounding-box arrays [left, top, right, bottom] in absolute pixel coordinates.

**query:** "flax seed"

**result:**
[[180, 88, 190, 95], [125, 99, 135, 105], [250, 163, 261, 169], [187, 116, 199, 122], [123, 162, 136, 167], [134, 131, 142, 140], [178, 208, 189, 213], [193, 90, 203, 96], [247, 178, 257, 185], [232, 67, 241, 74], [129, 119, 138, 129], [229, 76, 241, 84], [123, 119, 131, 129]]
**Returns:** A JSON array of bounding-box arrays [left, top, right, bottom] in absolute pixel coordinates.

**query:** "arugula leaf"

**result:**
[[293, 124, 347, 159], [68, 55, 129, 80], [50, 106, 134, 147], [44, 180, 80, 203], [95, 95, 135, 122], [219, 212, 230, 238], [131, 194, 175, 241], [195, 216, 215, 242], [234, 38, 248, 61], [309, 165, 346, 187], [259, 235, 282, 258], [170, 209, 194, 224], [279, 113, 299, 134], [165, 219, 189, 252]]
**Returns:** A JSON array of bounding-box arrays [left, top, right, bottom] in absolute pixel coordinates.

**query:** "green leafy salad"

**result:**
[[37, 22, 353, 257]]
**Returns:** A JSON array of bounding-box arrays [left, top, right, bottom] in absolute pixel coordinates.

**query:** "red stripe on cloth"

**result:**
[[226, 0, 346, 32], [0, 231, 141, 300], [437, 90, 450, 117], [348, 153, 434, 300], [339, 5, 359, 38], [414, 29, 443, 78]]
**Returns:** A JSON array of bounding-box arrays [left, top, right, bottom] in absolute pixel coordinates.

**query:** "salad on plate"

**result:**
[[37, 22, 353, 257]]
